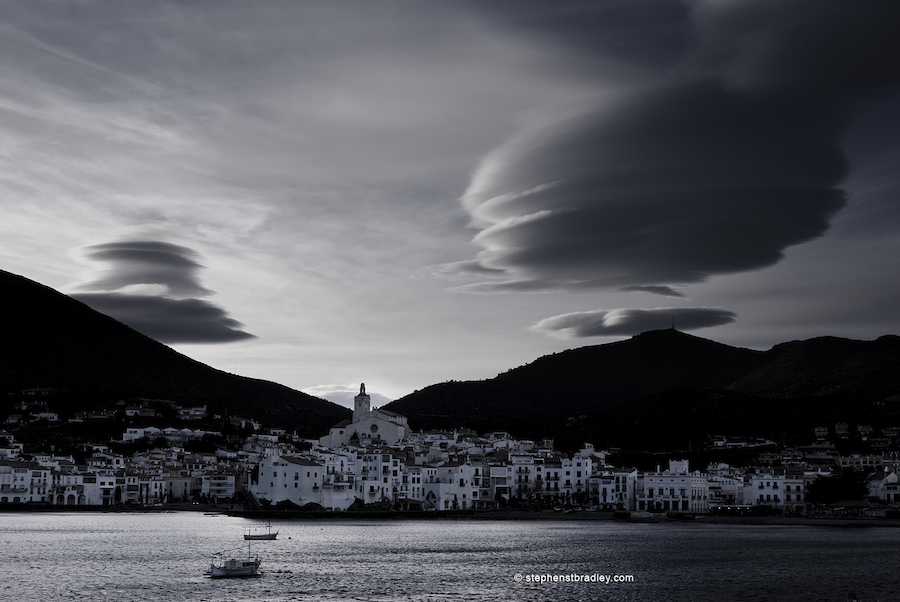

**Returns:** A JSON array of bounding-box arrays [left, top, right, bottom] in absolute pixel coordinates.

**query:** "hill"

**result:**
[[384, 329, 900, 450], [0, 269, 349, 435]]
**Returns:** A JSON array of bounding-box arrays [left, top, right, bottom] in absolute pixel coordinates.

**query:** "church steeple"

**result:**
[[353, 382, 371, 422]]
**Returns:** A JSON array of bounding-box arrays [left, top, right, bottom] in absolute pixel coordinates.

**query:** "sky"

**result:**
[[1, 1, 899, 408]]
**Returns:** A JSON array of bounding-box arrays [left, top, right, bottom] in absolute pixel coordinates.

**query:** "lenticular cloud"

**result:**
[[455, 80, 847, 293], [531, 307, 737, 338], [448, 0, 900, 295], [72, 240, 254, 344]]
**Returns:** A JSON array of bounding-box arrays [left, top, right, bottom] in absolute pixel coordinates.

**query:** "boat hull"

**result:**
[[244, 532, 277, 540], [206, 557, 260, 578]]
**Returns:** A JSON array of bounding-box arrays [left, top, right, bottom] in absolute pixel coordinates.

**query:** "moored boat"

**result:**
[[244, 521, 278, 540], [205, 542, 261, 578]]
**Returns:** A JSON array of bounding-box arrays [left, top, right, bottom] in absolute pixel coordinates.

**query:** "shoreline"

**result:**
[[4, 503, 900, 527]]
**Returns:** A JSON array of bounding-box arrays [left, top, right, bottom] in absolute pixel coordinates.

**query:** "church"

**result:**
[[319, 383, 409, 448]]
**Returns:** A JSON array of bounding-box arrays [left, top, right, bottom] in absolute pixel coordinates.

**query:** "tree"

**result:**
[[806, 469, 871, 505]]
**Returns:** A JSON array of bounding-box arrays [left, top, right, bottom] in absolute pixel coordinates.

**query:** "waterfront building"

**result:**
[[783, 474, 807, 513], [590, 468, 638, 510], [201, 469, 243, 502], [561, 455, 592, 501], [427, 461, 480, 510], [53, 472, 88, 505], [707, 475, 745, 507], [637, 460, 710, 513], [354, 449, 401, 505], [399, 464, 424, 503], [166, 473, 198, 502], [509, 452, 536, 499], [540, 457, 563, 503], [252, 454, 332, 508], [0, 460, 51, 503], [746, 473, 784, 508]]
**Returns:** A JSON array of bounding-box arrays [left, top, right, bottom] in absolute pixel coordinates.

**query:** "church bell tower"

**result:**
[[353, 383, 371, 422]]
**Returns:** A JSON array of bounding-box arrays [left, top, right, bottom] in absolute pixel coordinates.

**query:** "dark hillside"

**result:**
[[728, 335, 900, 398], [0, 269, 349, 435], [385, 329, 900, 447], [385, 329, 767, 436]]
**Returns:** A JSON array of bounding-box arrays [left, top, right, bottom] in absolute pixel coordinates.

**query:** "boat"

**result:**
[[244, 521, 278, 540], [205, 542, 261, 578]]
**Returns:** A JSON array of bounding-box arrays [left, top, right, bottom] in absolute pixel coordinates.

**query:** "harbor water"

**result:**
[[0, 512, 893, 601]]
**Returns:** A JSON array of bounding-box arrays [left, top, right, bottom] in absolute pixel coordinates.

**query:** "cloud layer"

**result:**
[[72, 241, 254, 344], [532, 307, 737, 338], [449, 0, 900, 295]]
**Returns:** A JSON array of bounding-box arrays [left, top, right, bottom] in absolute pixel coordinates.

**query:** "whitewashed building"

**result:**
[[252, 454, 330, 508], [638, 460, 709, 513], [201, 470, 243, 501], [746, 474, 784, 508], [424, 462, 480, 510], [0, 461, 51, 504], [590, 468, 638, 510]]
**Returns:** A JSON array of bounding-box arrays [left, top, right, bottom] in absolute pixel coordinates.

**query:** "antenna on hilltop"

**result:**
[[671, 315, 675, 330]]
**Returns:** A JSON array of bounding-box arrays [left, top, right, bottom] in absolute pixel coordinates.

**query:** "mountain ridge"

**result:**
[[0, 269, 350, 435], [4, 267, 899, 448], [383, 328, 900, 447]]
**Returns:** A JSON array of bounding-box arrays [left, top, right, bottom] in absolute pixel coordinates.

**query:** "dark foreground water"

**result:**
[[0, 512, 893, 601]]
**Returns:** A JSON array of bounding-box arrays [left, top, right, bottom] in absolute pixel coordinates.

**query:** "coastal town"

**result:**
[[2, 384, 898, 518]]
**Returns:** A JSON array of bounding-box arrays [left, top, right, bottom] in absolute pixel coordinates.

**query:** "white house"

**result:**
[[0, 461, 52, 504], [638, 460, 710, 513], [590, 468, 639, 510], [201, 469, 243, 501], [746, 473, 784, 508], [252, 454, 330, 508], [424, 461, 480, 510], [123, 427, 162, 442]]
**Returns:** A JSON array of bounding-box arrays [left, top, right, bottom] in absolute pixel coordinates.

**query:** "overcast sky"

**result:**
[[2, 1, 898, 407]]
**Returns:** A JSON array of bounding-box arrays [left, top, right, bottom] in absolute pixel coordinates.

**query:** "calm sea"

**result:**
[[0, 512, 893, 601]]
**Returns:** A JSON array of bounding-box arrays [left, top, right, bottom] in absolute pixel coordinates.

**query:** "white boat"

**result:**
[[244, 521, 278, 540], [205, 542, 261, 578]]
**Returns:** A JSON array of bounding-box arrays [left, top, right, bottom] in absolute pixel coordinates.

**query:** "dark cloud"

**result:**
[[72, 293, 255, 344], [620, 285, 685, 298], [448, 0, 900, 294], [689, 0, 900, 94], [74, 240, 254, 344], [77, 241, 211, 297], [531, 307, 736, 338], [463, 0, 692, 72]]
